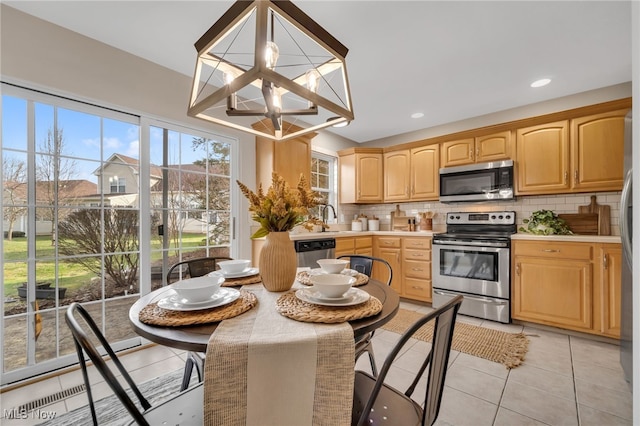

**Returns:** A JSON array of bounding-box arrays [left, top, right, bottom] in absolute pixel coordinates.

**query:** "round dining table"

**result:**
[[129, 279, 400, 352]]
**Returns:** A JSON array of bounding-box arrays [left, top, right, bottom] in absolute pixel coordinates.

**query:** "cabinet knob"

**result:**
[[411, 268, 423, 271], [516, 263, 521, 276], [470, 148, 474, 160], [542, 249, 560, 253], [411, 285, 423, 290], [564, 171, 568, 184], [603, 253, 609, 269], [574, 170, 579, 183]]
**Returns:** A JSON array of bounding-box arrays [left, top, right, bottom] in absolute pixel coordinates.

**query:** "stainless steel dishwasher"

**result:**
[[294, 238, 336, 268]]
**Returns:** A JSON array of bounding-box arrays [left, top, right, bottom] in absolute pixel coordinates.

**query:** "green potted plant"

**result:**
[[519, 210, 573, 235]]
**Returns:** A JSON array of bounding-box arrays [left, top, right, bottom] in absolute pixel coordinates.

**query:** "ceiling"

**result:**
[[5, 1, 632, 144]]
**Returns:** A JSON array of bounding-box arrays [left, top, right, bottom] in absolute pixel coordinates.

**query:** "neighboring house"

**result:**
[[3, 152, 228, 237], [3, 179, 98, 235]]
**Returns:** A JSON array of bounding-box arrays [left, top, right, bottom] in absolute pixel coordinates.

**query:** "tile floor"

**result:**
[[0, 300, 633, 425]]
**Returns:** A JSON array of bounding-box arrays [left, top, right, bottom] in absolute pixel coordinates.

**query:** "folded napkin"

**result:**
[[204, 284, 355, 426]]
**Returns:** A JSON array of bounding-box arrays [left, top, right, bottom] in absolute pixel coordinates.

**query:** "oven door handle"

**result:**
[[433, 240, 509, 248], [434, 290, 508, 305]]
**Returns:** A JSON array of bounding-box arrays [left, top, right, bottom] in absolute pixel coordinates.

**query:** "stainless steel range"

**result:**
[[432, 211, 516, 323]]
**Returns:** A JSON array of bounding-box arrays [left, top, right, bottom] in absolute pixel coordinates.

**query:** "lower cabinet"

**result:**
[[512, 240, 621, 338], [373, 236, 432, 302], [335, 236, 372, 258]]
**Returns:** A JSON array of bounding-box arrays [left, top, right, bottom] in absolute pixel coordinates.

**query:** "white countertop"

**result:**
[[288, 230, 620, 244], [288, 230, 435, 240], [511, 233, 621, 243]]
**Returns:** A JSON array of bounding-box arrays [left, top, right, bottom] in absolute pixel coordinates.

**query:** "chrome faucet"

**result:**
[[320, 204, 337, 232]]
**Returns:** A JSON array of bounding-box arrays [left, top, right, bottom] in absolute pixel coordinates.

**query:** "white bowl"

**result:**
[[172, 275, 224, 303], [218, 259, 251, 274], [316, 259, 349, 274], [310, 274, 356, 298]]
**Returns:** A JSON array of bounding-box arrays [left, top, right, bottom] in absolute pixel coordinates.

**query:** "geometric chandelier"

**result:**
[[188, 0, 354, 141]]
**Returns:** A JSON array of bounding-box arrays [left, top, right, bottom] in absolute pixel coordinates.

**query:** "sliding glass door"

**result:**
[[1, 85, 237, 385]]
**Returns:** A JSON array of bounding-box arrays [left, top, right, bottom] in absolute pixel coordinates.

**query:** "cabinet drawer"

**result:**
[[404, 277, 432, 301], [355, 237, 372, 250], [404, 249, 431, 261], [376, 237, 401, 249], [403, 238, 432, 250], [335, 237, 355, 253], [403, 259, 431, 279], [514, 241, 593, 260]]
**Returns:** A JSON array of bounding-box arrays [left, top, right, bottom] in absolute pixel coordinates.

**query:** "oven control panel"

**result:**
[[446, 211, 515, 225]]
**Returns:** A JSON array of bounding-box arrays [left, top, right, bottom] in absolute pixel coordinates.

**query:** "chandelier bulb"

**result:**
[[223, 72, 235, 85], [305, 69, 320, 93], [265, 41, 279, 70]]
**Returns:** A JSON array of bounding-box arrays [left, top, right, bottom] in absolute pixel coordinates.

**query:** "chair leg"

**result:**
[[192, 353, 204, 383], [180, 356, 195, 391], [367, 347, 378, 377]]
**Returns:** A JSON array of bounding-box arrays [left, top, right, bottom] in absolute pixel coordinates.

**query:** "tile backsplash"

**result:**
[[339, 192, 621, 235]]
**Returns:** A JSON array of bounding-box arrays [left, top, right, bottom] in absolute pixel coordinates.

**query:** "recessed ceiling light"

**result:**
[[411, 112, 424, 119], [530, 78, 551, 88]]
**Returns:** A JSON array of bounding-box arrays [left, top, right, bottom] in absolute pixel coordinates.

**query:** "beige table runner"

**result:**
[[204, 283, 355, 426]]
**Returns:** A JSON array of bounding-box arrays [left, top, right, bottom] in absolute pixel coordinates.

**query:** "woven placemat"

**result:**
[[275, 291, 382, 324], [221, 274, 261, 286], [296, 271, 369, 286], [139, 290, 257, 326]]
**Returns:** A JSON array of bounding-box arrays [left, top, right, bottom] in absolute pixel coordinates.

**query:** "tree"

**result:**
[[58, 209, 140, 291], [191, 137, 231, 245], [36, 128, 78, 245], [2, 157, 27, 241]]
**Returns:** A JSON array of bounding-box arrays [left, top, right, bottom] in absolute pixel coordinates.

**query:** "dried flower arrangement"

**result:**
[[237, 173, 325, 239]]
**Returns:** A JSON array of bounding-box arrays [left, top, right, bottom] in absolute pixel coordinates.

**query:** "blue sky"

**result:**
[[2, 94, 217, 183]]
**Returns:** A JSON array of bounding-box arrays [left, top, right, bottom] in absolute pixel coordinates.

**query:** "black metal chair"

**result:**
[[338, 254, 393, 377], [166, 256, 232, 390], [65, 302, 203, 426], [352, 295, 463, 426]]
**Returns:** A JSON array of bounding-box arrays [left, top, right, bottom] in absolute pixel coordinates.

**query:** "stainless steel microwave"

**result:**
[[439, 160, 514, 203]]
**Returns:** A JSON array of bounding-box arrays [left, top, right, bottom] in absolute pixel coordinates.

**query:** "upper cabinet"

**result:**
[[255, 119, 315, 188], [516, 120, 570, 194], [571, 110, 626, 192], [440, 131, 513, 167], [338, 148, 383, 204], [516, 109, 627, 195], [384, 144, 439, 202]]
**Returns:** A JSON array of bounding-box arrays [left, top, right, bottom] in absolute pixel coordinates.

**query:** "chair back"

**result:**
[[337, 254, 393, 286], [65, 302, 150, 426], [353, 295, 462, 426], [166, 256, 232, 284]]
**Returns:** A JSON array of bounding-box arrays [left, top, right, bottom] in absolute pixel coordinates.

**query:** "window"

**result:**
[[310, 152, 337, 222], [109, 176, 126, 193], [1, 84, 238, 385]]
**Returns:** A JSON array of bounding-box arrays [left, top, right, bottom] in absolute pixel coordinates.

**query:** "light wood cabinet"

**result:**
[[512, 240, 622, 338], [401, 238, 432, 302], [372, 237, 402, 293], [383, 144, 439, 202], [383, 150, 410, 201], [597, 244, 622, 338], [411, 145, 439, 200], [516, 120, 570, 194], [373, 236, 432, 302], [441, 131, 513, 167], [516, 109, 627, 195], [338, 148, 383, 204], [255, 119, 315, 188], [335, 236, 372, 258], [571, 110, 626, 192]]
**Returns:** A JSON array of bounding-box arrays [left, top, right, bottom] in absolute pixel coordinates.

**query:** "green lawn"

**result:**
[[3, 233, 209, 299]]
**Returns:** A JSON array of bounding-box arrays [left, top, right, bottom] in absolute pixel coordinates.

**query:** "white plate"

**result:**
[[295, 287, 370, 307], [209, 267, 259, 279], [309, 268, 358, 277], [157, 287, 240, 311]]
